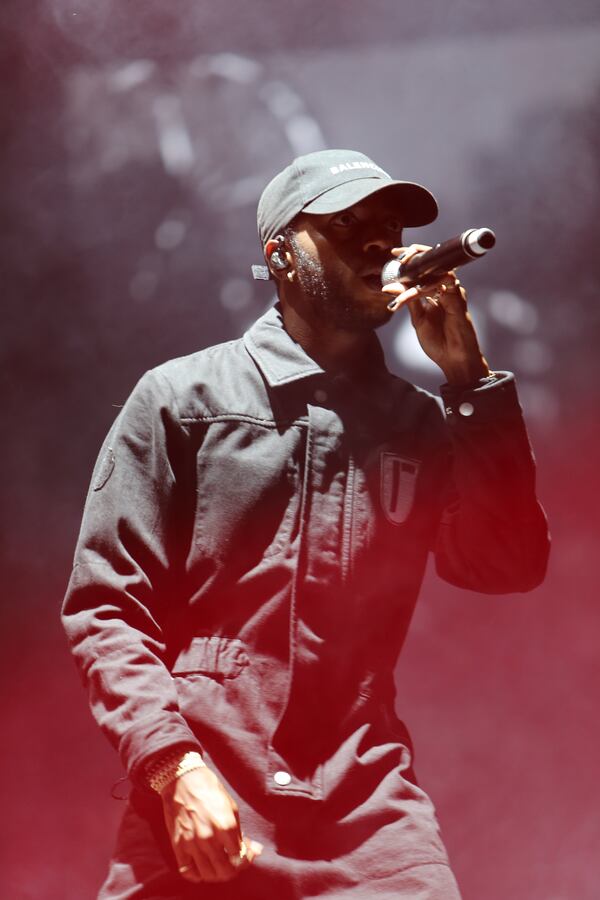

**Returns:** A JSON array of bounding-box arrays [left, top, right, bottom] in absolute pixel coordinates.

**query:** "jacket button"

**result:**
[[458, 402, 475, 417], [273, 770, 292, 786]]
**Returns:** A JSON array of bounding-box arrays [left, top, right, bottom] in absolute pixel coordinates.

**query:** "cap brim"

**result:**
[[302, 178, 438, 227]]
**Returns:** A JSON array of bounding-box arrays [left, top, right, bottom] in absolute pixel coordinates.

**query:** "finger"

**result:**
[[197, 834, 261, 883], [174, 844, 204, 884], [382, 278, 435, 298], [246, 838, 264, 860], [202, 830, 246, 881], [172, 831, 204, 883], [219, 822, 244, 858], [182, 814, 224, 882], [403, 271, 466, 313], [187, 838, 223, 883], [383, 284, 426, 312], [438, 276, 463, 294], [391, 243, 430, 259], [205, 799, 243, 870], [177, 860, 203, 884], [382, 281, 429, 298], [227, 836, 249, 869], [234, 836, 264, 863], [383, 284, 422, 312], [435, 280, 468, 312], [431, 269, 465, 293], [440, 273, 459, 286], [208, 848, 238, 881], [229, 837, 264, 872]]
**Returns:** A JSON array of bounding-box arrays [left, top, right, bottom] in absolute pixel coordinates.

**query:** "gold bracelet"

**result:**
[[147, 749, 206, 794]]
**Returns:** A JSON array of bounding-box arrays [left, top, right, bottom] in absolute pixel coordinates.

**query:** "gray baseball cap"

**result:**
[[257, 148, 438, 248]]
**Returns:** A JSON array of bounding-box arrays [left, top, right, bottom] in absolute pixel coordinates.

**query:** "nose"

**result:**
[[362, 232, 395, 255]]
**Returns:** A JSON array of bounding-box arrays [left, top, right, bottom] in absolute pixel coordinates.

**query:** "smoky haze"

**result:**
[[1, 2, 599, 898]]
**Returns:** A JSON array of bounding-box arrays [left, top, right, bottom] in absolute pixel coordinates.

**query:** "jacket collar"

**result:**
[[243, 303, 389, 389], [244, 304, 323, 387]]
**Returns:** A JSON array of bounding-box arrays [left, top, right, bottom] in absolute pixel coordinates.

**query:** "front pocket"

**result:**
[[171, 635, 249, 679]]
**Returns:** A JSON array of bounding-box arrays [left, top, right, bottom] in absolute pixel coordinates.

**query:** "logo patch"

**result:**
[[380, 453, 420, 524], [93, 447, 115, 491], [329, 161, 390, 177]]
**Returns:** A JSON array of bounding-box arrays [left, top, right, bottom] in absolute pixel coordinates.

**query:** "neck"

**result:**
[[279, 298, 374, 374]]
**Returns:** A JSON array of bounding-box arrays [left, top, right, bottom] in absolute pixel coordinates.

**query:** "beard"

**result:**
[[291, 239, 390, 332]]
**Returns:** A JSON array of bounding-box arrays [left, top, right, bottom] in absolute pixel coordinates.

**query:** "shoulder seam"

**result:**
[[146, 367, 182, 421]]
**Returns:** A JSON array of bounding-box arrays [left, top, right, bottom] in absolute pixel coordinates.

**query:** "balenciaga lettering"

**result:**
[[329, 161, 390, 177]]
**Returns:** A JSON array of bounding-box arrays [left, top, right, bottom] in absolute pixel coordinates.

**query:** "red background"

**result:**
[[1, 3, 599, 897]]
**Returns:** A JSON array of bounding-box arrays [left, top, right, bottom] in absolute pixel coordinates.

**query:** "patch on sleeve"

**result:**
[[380, 452, 420, 524], [93, 447, 115, 491]]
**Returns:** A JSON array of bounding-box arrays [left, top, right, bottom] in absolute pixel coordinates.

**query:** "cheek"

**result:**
[[305, 230, 363, 282], [326, 257, 358, 288], [322, 243, 359, 277]]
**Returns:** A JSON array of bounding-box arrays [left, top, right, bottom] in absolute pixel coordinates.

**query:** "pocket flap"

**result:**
[[171, 635, 249, 678]]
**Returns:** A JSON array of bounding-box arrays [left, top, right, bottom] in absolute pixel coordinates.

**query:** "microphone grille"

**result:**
[[381, 259, 403, 286]]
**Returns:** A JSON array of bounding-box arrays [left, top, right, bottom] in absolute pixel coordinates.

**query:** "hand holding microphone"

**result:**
[[381, 227, 495, 312], [381, 228, 494, 385]]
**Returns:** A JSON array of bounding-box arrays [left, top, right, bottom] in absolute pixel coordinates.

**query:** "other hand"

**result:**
[[161, 765, 263, 883]]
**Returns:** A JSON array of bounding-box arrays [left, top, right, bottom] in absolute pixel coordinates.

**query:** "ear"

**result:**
[[265, 237, 291, 279], [264, 239, 279, 263]]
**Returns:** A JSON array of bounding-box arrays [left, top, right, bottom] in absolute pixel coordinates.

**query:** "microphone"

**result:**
[[381, 228, 496, 287]]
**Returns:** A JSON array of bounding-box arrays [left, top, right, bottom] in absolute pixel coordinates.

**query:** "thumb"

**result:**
[[243, 839, 264, 863]]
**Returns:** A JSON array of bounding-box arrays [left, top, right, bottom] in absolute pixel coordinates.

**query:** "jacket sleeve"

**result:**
[[61, 368, 201, 789], [433, 372, 550, 594]]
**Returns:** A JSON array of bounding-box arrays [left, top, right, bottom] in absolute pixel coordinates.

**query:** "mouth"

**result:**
[[361, 273, 383, 292]]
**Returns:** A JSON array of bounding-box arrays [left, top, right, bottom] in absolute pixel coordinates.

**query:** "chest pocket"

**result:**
[[171, 635, 249, 680]]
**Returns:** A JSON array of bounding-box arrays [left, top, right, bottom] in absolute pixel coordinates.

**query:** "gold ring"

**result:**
[[228, 840, 248, 867]]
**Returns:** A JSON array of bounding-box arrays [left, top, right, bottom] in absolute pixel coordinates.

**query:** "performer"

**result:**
[[62, 149, 549, 899]]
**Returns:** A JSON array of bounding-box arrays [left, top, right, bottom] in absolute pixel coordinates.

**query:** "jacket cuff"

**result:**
[[119, 714, 203, 792], [440, 371, 521, 425]]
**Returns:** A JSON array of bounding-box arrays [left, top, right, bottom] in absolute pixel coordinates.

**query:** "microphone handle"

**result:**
[[381, 227, 496, 287]]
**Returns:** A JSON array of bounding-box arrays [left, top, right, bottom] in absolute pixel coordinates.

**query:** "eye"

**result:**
[[331, 211, 357, 228], [386, 217, 403, 234]]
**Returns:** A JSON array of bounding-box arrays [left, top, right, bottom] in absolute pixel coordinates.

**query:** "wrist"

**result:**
[[146, 747, 206, 794], [442, 359, 491, 387]]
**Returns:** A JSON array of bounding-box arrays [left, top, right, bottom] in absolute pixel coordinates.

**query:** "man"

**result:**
[[62, 149, 549, 899]]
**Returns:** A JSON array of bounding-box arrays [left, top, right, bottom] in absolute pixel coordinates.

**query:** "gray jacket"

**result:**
[[62, 303, 549, 810]]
